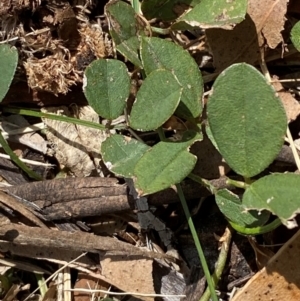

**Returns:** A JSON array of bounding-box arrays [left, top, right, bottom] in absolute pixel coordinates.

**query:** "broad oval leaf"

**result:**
[[140, 37, 203, 119], [84, 59, 130, 119], [141, 0, 200, 21], [129, 69, 182, 131], [173, 0, 247, 30], [216, 189, 270, 227], [207, 63, 287, 178], [134, 131, 202, 196], [0, 45, 18, 102], [101, 134, 150, 178], [243, 173, 300, 228], [291, 21, 300, 52], [105, 1, 142, 67]]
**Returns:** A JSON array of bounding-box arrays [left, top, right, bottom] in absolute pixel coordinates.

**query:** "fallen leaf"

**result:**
[[272, 79, 300, 122], [247, 0, 288, 49], [206, 0, 288, 70], [42, 106, 107, 177], [191, 135, 230, 179], [74, 273, 108, 301], [101, 253, 154, 301], [232, 230, 300, 301], [206, 14, 261, 70]]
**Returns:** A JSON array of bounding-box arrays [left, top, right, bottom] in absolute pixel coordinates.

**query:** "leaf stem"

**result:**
[[0, 130, 41, 180], [2, 107, 106, 131], [130, 0, 140, 13], [226, 178, 249, 189], [229, 218, 282, 235], [188, 172, 216, 193], [35, 273, 47, 297], [199, 227, 232, 301], [176, 184, 219, 301], [157, 127, 166, 141]]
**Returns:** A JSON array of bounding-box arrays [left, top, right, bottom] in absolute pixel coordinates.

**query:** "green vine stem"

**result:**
[[199, 227, 232, 301], [176, 184, 219, 301], [229, 218, 282, 235], [0, 130, 41, 180]]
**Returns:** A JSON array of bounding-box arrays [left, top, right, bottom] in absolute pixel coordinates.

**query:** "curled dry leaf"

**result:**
[[249, 0, 288, 49], [42, 106, 107, 177], [272, 79, 300, 122]]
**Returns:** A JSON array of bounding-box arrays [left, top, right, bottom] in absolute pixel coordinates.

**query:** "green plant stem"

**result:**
[[2, 107, 107, 131], [151, 27, 170, 35], [226, 178, 249, 189], [188, 172, 216, 193], [176, 184, 219, 301], [130, 0, 140, 13], [157, 127, 166, 141], [199, 228, 232, 301], [35, 273, 47, 297], [0, 130, 41, 180], [229, 218, 282, 235]]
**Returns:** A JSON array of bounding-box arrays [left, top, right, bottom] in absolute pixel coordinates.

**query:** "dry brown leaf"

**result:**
[[73, 273, 108, 301], [42, 106, 107, 177], [191, 135, 230, 179], [206, 0, 288, 70], [259, 0, 288, 48], [272, 80, 300, 122], [101, 253, 154, 301], [248, 237, 275, 270], [232, 230, 300, 301], [206, 14, 261, 70]]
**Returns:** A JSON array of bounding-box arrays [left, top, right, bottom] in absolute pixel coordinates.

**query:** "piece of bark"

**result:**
[[0, 177, 236, 222], [38, 196, 133, 220], [0, 223, 174, 261], [2, 177, 123, 203], [0, 191, 47, 228], [0, 157, 28, 185], [0, 240, 98, 269]]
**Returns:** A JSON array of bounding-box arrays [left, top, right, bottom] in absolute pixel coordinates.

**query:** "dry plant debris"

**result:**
[[232, 230, 300, 301], [206, 0, 289, 70], [272, 79, 300, 122], [42, 106, 107, 176]]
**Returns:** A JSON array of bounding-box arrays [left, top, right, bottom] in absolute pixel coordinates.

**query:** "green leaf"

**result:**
[[140, 37, 203, 119], [0, 45, 18, 102], [105, 1, 142, 67], [291, 21, 300, 52], [173, 0, 247, 30], [130, 69, 182, 131], [83, 59, 130, 119], [101, 134, 150, 178], [141, 0, 178, 21], [141, 0, 201, 21], [134, 131, 202, 196], [243, 173, 300, 228], [207, 63, 287, 178], [216, 189, 270, 227]]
